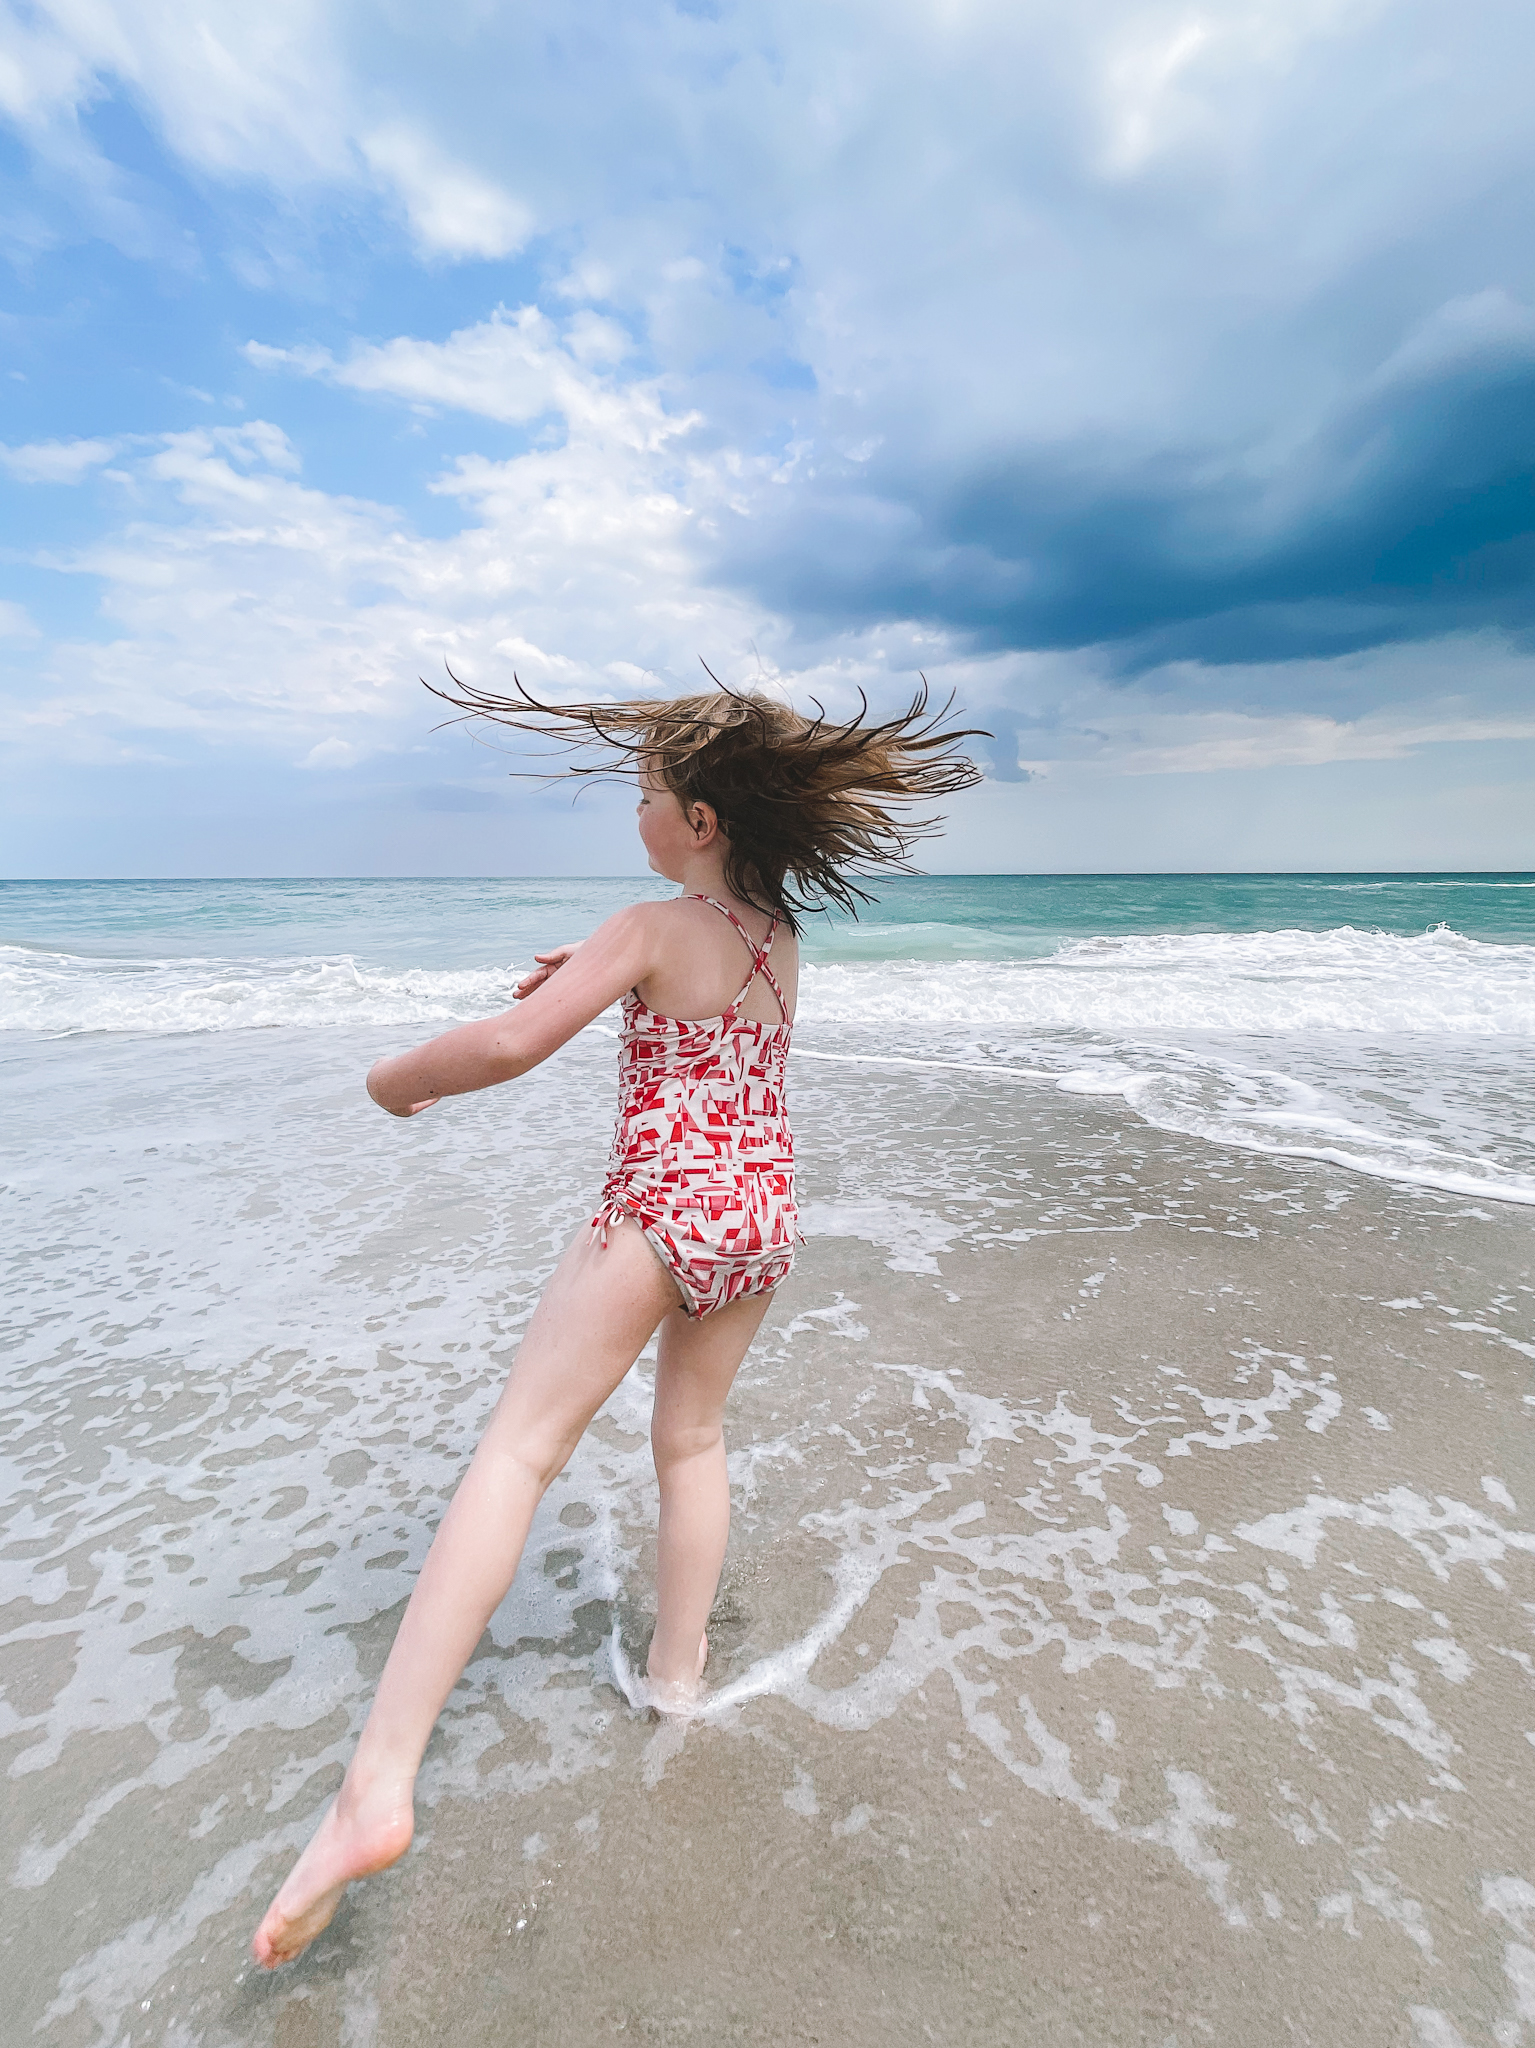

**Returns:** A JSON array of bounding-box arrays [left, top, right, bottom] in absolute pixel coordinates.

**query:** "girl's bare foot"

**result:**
[[646, 1630, 709, 1716], [251, 1771, 415, 1969]]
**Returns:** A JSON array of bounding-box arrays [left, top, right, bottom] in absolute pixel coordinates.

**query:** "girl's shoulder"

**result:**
[[667, 891, 795, 948], [634, 891, 797, 966], [600, 893, 718, 956]]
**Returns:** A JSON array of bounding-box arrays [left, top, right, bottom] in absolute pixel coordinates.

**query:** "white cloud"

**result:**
[[12, 425, 420, 747], [1095, 0, 1385, 177], [0, 3, 527, 263], [1113, 707, 1535, 777], [0, 598, 38, 638], [2, 365, 764, 765], [935, 630, 1535, 785], [248, 307, 691, 450], [1, 437, 117, 483], [0, 0, 350, 266], [0, 3, 91, 127], [302, 736, 364, 769], [564, 311, 631, 368], [0, 0, 348, 172], [360, 123, 533, 260], [141, 421, 303, 500]]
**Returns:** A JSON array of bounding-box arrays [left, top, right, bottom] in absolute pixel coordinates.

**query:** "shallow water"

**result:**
[[4, 1030, 1533, 2044], [3, 877, 1534, 2043]]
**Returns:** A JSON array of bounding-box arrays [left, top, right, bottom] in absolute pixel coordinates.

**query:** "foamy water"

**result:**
[[0, 944, 521, 1035], [6, 919, 1533, 1039], [4, 896, 1535, 1208], [804, 923, 1535, 1036], [5, 1022, 1532, 2042]]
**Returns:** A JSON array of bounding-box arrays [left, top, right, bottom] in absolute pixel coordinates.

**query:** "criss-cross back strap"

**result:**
[[691, 894, 789, 1023]]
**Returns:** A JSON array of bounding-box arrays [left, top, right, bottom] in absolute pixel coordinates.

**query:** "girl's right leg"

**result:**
[[252, 1217, 680, 1969]]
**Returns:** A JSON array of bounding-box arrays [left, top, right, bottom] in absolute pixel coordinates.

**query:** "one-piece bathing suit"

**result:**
[[591, 894, 796, 1318]]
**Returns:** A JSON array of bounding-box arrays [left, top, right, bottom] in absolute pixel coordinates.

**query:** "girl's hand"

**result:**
[[514, 944, 579, 1000], [362, 907, 653, 1114]]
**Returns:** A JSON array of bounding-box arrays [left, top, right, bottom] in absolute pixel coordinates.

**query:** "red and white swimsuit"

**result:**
[[592, 895, 797, 1318]]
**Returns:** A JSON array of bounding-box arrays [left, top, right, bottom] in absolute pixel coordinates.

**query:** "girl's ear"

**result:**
[[687, 801, 719, 844]]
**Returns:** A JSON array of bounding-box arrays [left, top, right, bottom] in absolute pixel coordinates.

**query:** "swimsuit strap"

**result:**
[[690, 894, 789, 1023]]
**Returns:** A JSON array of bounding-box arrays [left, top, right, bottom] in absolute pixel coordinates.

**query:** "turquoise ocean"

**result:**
[[3, 871, 1534, 1203]]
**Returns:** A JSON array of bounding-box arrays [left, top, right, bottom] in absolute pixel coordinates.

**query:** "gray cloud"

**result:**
[[707, 292, 1535, 679]]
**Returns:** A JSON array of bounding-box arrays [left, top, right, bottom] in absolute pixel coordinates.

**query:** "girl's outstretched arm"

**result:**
[[366, 908, 654, 1117]]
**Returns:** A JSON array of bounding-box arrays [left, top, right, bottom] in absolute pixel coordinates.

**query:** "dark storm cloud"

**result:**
[[715, 303, 1535, 676]]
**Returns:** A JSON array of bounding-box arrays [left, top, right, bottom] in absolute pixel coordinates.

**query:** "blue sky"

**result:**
[[2, 0, 1533, 876]]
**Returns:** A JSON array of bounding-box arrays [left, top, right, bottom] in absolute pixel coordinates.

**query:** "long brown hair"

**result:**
[[425, 668, 988, 929]]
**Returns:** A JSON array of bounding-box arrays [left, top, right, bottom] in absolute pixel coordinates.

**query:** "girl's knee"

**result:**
[[480, 1427, 577, 1497], [651, 1415, 723, 1471]]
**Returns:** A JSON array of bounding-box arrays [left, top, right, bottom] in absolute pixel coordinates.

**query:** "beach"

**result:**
[[3, 877, 1534, 2045]]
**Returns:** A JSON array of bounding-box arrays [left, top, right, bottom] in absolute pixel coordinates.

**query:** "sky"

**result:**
[[1, 0, 1533, 877]]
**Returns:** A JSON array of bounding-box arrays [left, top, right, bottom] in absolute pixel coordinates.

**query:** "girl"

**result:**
[[252, 682, 981, 1969]]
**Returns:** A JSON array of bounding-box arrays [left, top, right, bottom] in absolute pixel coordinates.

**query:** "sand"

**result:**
[[3, 1039, 1533, 2046]]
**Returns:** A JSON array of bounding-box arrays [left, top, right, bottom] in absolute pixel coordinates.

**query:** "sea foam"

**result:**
[[799, 925, 1535, 1037], [4, 923, 1533, 1207], [4, 924, 1533, 1040], [0, 945, 520, 1036]]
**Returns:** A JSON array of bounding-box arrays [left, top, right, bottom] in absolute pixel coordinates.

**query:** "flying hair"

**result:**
[[424, 666, 990, 929]]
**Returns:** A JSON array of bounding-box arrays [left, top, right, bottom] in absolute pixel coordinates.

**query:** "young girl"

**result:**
[[252, 682, 980, 1968]]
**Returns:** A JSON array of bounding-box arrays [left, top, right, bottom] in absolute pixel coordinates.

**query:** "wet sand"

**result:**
[[3, 1035, 1533, 2045]]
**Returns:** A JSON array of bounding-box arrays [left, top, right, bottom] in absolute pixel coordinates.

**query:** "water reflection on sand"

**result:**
[[3, 1028, 1532, 2046]]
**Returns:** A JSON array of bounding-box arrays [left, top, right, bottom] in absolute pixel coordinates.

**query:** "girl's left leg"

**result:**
[[646, 1287, 772, 1702], [252, 1218, 678, 1968]]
